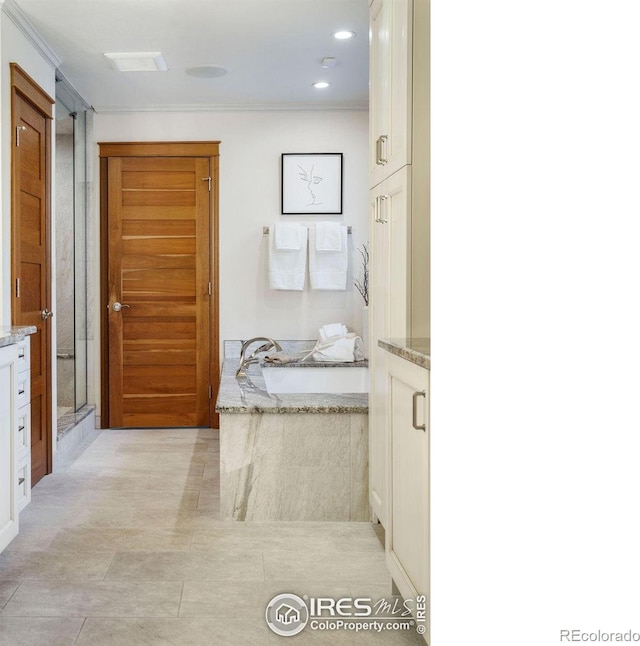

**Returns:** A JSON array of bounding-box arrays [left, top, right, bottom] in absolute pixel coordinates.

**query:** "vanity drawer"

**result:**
[[16, 404, 31, 462], [16, 458, 31, 512], [15, 339, 30, 374], [16, 371, 30, 409]]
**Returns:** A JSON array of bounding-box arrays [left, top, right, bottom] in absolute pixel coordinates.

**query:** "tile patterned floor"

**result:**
[[0, 428, 424, 645]]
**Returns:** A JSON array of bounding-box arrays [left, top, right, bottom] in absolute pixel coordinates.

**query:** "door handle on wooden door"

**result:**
[[111, 302, 130, 312], [41, 308, 53, 320]]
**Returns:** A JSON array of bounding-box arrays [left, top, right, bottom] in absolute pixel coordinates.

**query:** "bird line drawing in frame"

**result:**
[[297, 164, 323, 206]]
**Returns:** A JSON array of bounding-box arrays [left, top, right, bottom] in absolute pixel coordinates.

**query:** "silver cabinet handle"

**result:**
[[41, 308, 53, 320], [375, 135, 389, 165], [374, 195, 388, 223], [412, 390, 426, 431], [378, 194, 388, 223], [379, 134, 388, 164], [111, 302, 130, 312]]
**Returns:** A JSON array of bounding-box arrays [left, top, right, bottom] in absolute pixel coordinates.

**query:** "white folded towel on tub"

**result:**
[[319, 323, 348, 341], [312, 334, 358, 362], [268, 223, 307, 290], [309, 224, 348, 290]]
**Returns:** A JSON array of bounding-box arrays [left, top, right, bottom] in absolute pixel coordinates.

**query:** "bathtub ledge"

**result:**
[[215, 361, 368, 414]]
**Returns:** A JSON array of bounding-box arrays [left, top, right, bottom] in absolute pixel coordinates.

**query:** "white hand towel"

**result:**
[[309, 225, 348, 290], [274, 222, 302, 250], [314, 222, 343, 251], [268, 224, 307, 290]]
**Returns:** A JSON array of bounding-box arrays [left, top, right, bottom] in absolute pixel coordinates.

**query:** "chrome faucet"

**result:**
[[236, 337, 282, 378]]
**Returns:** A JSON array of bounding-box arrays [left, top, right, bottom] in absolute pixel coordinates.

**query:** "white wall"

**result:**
[[93, 109, 369, 357]]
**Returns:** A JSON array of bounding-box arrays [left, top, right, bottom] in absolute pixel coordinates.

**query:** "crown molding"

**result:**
[[1, 0, 61, 69], [93, 101, 369, 115]]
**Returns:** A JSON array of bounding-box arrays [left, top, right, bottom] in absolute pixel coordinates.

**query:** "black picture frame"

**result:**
[[281, 153, 343, 215]]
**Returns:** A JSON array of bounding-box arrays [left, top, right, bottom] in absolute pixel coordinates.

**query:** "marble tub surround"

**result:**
[[224, 339, 367, 368], [216, 356, 368, 414], [378, 337, 431, 370], [0, 326, 37, 348], [218, 339, 370, 522], [220, 412, 369, 521]]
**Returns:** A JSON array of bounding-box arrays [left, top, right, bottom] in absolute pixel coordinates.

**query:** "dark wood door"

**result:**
[[11, 65, 53, 486], [106, 155, 212, 427]]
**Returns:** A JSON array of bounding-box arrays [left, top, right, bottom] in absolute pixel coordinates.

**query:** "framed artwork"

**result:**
[[281, 153, 343, 214]]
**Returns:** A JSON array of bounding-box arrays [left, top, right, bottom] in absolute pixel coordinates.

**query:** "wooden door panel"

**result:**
[[107, 155, 211, 428], [124, 349, 197, 366], [122, 190, 196, 207], [122, 171, 195, 190], [122, 237, 196, 256], [123, 220, 197, 237], [121, 205, 197, 220]]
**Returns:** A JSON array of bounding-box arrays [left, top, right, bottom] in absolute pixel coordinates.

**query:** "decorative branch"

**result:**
[[354, 243, 369, 306]]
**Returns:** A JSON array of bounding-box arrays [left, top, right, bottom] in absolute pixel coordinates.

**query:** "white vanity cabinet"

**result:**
[[386, 351, 429, 641], [15, 339, 31, 512], [0, 336, 32, 554], [0, 343, 20, 553], [369, 0, 413, 189]]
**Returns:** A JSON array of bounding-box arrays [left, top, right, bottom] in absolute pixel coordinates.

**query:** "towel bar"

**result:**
[[263, 225, 352, 235]]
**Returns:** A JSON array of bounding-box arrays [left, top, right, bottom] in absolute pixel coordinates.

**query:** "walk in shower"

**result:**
[[55, 76, 90, 425]]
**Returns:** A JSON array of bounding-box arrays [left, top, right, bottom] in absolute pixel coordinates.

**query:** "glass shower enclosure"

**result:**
[[55, 77, 89, 419]]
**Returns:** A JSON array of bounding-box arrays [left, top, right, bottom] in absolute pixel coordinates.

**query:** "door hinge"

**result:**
[[15, 278, 20, 298], [208, 281, 212, 296], [208, 385, 213, 400], [202, 176, 212, 192]]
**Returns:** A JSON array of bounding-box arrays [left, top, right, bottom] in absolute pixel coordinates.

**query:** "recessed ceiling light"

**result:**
[[333, 30, 356, 40], [313, 81, 330, 89], [104, 52, 167, 72], [186, 65, 228, 79]]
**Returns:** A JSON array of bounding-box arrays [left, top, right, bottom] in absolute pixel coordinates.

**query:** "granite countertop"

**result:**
[[215, 360, 368, 414], [378, 337, 430, 370], [0, 326, 38, 349]]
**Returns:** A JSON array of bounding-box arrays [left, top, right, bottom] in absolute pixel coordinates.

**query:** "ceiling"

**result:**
[[15, 0, 369, 113]]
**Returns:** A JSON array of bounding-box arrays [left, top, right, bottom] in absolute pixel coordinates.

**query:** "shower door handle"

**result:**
[[41, 308, 53, 320]]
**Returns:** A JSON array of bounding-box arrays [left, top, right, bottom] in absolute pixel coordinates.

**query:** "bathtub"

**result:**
[[216, 343, 370, 521], [262, 366, 369, 394]]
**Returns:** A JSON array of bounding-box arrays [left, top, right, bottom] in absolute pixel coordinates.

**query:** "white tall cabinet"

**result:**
[[368, 0, 430, 641], [368, 0, 429, 527]]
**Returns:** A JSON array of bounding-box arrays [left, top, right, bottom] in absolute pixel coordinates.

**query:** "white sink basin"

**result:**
[[262, 366, 369, 394]]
